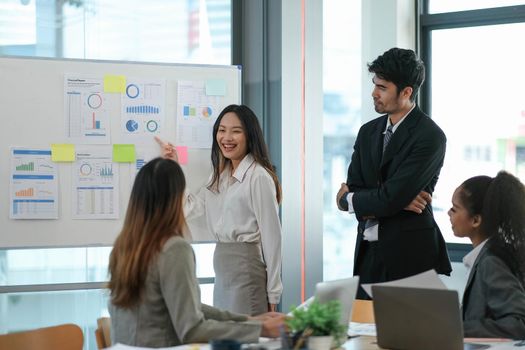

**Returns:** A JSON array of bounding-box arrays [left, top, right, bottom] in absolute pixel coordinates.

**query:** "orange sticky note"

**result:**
[[175, 146, 188, 165]]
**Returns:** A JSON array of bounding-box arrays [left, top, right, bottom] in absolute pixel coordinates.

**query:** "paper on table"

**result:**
[[362, 269, 447, 299], [483, 341, 525, 350], [348, 322, 377, 337], [107, 343, 210, 350]]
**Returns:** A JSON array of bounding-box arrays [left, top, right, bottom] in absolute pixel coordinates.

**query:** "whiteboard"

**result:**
[[0, 56, 241, 248]]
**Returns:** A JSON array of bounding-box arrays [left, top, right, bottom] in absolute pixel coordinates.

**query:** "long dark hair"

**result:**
[[459, 171, 525, 286], [108, 158, 187, 307], [209, 104, 281, 203]]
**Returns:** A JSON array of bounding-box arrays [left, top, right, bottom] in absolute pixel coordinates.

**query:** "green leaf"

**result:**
[[286, 299, 347, 340]]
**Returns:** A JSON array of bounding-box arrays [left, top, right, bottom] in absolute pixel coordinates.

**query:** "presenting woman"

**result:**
[[448, 171, 525, 338], [108, 158, 284, 348], [156, 104, 282, 315]]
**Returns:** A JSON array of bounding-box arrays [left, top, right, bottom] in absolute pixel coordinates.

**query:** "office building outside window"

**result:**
[[0, 1, 230, 348], [420, 2, 525, 249], [427, 0, 525, 14], [322, 0, 361, 281]]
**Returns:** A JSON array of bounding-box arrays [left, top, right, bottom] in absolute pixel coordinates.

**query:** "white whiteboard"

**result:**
[[0, 56, 241, 248]]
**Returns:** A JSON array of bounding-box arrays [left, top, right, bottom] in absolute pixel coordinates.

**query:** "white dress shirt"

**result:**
[[463, 238, 489, 277], [184, 153, 283, 304]]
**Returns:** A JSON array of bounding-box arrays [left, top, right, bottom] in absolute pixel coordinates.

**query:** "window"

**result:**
[[420, 2, 525, 248], [0, 0, 230, 348], [322, 0, 361, 281], [427, 0, 525, 14], [0, 0, 231, 64]]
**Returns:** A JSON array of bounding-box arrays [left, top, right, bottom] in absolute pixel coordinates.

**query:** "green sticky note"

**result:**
[[113, 144, 136, 162], [104, 75, 126, 93], [205, 79, 226, 96], [51, 144, 75, 162]]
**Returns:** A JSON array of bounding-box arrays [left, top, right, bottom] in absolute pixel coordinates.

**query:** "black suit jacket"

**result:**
[[346, 106, 451, 280]]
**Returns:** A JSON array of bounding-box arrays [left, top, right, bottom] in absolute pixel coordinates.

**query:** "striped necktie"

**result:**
[[364, 123, 395, 235], [383, 124, 394, 153]]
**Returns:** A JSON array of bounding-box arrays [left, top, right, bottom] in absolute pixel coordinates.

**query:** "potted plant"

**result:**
[[286, 299, 347, 350]]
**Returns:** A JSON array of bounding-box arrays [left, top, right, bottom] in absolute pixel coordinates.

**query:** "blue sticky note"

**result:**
[[205, 79, 226, 96]]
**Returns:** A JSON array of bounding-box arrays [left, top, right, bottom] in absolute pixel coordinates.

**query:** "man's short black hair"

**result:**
[[368, 48, 425, 102]]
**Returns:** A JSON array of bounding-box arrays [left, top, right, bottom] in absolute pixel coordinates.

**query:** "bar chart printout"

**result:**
[[73, 147, 119, 219], [64, 75, 110, 144], [9, 148, 59, 219], [131, 148, 154, 181]]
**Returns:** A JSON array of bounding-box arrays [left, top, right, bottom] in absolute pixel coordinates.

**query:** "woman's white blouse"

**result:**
[[184, 153, 283, 304]]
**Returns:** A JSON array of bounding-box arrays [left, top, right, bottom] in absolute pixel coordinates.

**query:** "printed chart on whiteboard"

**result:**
[[64, 75, 110, 144], [72, 147, 119, 219], [121, 78, 166, 141], [176, 80, 226, 148], [9, 148, 59, 219]]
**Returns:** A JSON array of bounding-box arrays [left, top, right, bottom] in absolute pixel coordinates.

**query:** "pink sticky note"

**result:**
[[175, 146, 188, 165]]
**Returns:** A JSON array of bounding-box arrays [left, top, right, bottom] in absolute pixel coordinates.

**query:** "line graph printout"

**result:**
[[176, 81, 226, 148], [64, 75, 111, 144], [72, 147, 119, 219], [9, 148, 59, 219], [121, 78, 166, 141]]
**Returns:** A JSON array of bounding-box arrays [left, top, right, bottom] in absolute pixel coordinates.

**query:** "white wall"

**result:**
[[361, 0, 416, 125], [281, 0, 324, 310]]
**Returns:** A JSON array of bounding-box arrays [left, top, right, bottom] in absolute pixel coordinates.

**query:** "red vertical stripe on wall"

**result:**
[[300, 0, 306, 303]]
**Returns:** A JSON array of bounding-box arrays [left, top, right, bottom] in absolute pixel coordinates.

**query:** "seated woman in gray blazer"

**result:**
[[448, 171, 525, 339], [108, 158, 285, 348]]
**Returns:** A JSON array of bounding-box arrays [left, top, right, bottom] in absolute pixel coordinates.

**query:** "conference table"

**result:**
[[341, 335, 518, 350], [343, 336, 381, 350], [107, 335, 517, 350], [260, 335, 381, 350]]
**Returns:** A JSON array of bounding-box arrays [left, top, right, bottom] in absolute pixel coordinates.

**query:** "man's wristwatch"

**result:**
[[338, 191, 349, 211]]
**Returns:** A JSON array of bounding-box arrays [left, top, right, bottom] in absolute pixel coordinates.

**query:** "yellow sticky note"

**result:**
[[51, 144, 75, 162], [113, 144, 136, 162], [104, 75, 126, 93]]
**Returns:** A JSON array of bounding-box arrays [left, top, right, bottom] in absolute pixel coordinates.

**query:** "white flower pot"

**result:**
[[307, 335, 334, 350]]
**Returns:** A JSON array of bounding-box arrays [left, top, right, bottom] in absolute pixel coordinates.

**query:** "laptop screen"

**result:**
[[288, 276, 359, 327], [315, 276, 360, 326], [372, 285, 464, 350]]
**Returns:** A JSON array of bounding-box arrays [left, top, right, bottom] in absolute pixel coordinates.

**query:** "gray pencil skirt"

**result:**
[[213, 242, 268, 316]]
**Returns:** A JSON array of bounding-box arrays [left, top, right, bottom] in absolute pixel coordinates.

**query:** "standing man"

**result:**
[[336, 48, 451, 299]]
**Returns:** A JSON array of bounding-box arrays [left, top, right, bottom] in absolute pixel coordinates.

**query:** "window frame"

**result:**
[[418, 1, 525, 261]]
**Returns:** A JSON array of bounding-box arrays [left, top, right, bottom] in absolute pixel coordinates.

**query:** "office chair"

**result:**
[[0, 323, 83, 350], [351, 299, 375, 323], [95, 317, 111, 349]]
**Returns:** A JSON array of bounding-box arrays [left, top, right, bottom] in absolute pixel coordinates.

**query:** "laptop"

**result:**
[[291, 276, 360, 327], [372, 285, 489, 350]]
